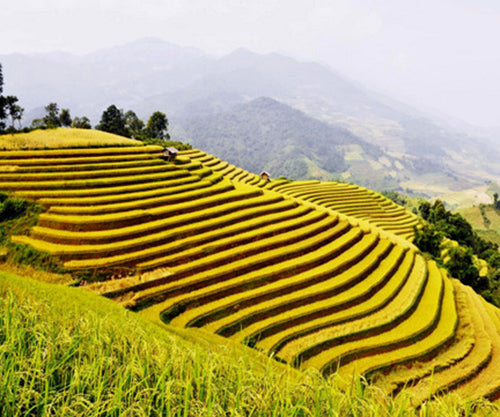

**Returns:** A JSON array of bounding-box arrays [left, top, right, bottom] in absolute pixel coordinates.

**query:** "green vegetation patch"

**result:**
[[1, 270, 487, 416]]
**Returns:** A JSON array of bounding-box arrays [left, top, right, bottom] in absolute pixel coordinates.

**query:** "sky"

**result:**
[[2, 0, 500, 128]]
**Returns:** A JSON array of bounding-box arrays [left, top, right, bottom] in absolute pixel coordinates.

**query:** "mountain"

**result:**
[[1, 38, 210, 120], [2, 39, 499, 198], [179, 97, 470, 192]]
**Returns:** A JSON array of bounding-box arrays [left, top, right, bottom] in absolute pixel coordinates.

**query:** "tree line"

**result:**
[[29, 102, 170, 143], [0, 62, 176, 145], [414, 199, 500, 305]]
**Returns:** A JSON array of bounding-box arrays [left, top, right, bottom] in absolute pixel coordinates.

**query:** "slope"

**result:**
[[1, 136, 500, 407], [179, 97, 471, 192]]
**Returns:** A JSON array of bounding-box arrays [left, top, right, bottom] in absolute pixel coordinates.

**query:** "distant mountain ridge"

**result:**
[[180, 97, 459, 191], [2, 38, 499, 197]]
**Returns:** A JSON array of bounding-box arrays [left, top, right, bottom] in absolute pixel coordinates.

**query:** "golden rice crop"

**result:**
[[47, 181, 235, 215], [276, 255, 428, 363], [132, 222, 357, 316], [37, 178, 217, 207], [38, 187, 264, 230], [338, 272, 457, 381], [36, 195, 296, 248], [178, 238, 394, 331], [0, 163, 179, 182], [452, 292, 500, 400], [299, 260, 444, 374], [252, 249, 417, 354], [214, 244, 406, 341], [405, 285, 493, 404], [0, 127, 145, 149], [1, 169, 192, 191], [14, 175, 201, 200], [375, 280, 475, 395]]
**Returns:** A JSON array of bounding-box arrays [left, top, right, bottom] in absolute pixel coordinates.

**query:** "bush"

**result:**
[[445, 247, 486, 290], [0, 198, 27, 220], [7, 243, 64, 273], [413, 224, 442, 257]]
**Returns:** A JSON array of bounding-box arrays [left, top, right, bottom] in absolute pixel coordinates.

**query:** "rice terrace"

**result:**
[[0, 127, 499, 416]]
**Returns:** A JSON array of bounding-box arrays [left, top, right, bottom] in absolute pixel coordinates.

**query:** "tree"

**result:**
[[96, 105, 129, 137], [445, 247, 485, 289], [43, 102, 61, 128], [71, 116, 92, 129], [418, 200, 431, 221], [59, 108, 72, 127], [0, 63, 6, 132], [4, 96, 23, 129], [146, 111, 169, 140], [413, 224, 442, 257], [124, 110, 144, 138], [494, 192, 499, 210]]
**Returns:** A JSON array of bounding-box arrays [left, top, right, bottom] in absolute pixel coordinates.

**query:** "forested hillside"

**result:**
[[180, 97, 458, 191]]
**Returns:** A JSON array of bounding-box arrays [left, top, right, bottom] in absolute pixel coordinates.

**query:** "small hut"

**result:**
[[260, 171, 271, 181], [162, 147, 178, 162]]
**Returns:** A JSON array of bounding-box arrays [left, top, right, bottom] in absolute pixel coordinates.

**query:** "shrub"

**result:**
[[413, 224, 442, 257], [0, 198, 27, 220]]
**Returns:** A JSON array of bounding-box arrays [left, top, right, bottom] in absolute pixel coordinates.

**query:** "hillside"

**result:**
[[1, 131, 500, 409], [459, 205, 500, 247], [179, 97, 465, 191], [4, 270, 498, 416], [3, 39, 500, 198]]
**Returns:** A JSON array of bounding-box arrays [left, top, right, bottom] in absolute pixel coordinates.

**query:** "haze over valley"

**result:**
[[2, 37, 500, 204]]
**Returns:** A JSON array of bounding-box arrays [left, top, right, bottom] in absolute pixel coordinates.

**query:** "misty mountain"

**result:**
[[1, 38, 210, 120], [179, 97, 470, 192], [2, 38, 499, 195]]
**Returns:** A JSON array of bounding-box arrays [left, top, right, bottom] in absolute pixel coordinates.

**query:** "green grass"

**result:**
[[459, 206, 500, 248], [1, 271, 498, 416]]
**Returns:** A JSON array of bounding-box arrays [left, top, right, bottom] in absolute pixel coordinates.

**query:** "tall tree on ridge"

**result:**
[[0, 63, 6, 132], [71, 116, 92, 129], [124, 110, 144, 138], [43, 102, 61, 128], [59, 108, 72, 127], [146, 111, 169, 140], [96, 105, 130, 137], [5, 96, 24, 129]]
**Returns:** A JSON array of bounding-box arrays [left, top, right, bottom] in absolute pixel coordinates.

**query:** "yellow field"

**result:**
[[0, 128, 143, 149], [2, 140, 500, 407]]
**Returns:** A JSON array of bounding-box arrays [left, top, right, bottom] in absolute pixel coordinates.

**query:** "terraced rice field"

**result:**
[[3, 142, 500, 405], [181, 150, 420, 241]]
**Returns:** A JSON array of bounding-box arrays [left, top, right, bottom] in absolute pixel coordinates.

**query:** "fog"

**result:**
[[2, 0, 500, 128]]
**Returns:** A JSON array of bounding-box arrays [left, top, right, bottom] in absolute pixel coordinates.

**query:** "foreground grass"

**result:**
[[0, 272, 497, 416]]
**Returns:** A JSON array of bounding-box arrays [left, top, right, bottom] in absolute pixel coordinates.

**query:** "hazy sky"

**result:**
[[2, 0, 500, 128]]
